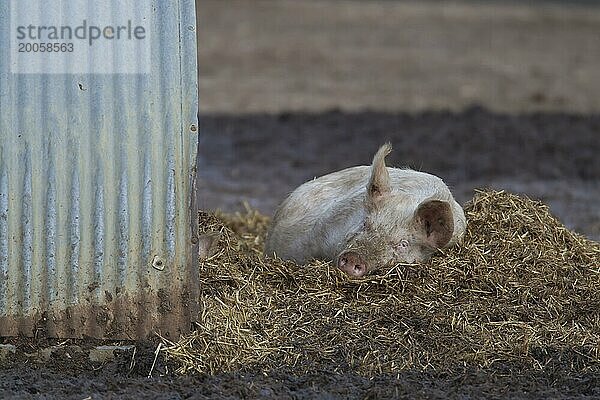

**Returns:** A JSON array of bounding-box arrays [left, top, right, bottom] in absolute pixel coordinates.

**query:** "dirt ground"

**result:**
[[2, 0, 600, 398], [198, 0, 600, 114], [1, 337, 599, 399]]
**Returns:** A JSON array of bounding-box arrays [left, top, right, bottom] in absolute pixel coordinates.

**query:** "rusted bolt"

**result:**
[[190, 124, 197, 132], [152, 255, 165, 271]]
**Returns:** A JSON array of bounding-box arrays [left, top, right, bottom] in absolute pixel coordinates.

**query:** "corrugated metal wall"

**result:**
[[0, 1, 199, 339]]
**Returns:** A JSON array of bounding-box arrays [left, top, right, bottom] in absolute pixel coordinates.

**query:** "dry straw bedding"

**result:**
[[164, 190, 600, 376]]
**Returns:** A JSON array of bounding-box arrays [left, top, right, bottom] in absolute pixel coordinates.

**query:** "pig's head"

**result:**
[[336, 143, 455, 277]]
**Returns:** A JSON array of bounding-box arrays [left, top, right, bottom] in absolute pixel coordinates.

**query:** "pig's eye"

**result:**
[[394, 239, 409, 250]]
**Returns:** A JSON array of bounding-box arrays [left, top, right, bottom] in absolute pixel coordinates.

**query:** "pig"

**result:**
[[264, 143, 466, 277]]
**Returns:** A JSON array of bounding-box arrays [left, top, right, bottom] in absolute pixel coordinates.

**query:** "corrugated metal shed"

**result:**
[[0, 1, 199, 339]]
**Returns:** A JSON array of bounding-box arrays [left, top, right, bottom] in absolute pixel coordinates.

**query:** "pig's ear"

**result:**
[[414, 200, 454, 249], [198, 232, 222, 261], [366, 143, 392, 208]]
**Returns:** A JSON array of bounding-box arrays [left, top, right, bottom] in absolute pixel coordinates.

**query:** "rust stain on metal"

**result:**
[[0, 288, 195, 340]]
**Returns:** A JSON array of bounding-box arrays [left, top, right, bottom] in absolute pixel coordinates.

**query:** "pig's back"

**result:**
[[275, 166, 454, 218]]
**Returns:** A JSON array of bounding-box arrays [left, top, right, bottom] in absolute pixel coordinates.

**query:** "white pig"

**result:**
[[264, 143, 466, 277]]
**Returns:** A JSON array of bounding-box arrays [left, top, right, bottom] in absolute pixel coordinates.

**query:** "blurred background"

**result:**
[[195, 0, 600, 240]]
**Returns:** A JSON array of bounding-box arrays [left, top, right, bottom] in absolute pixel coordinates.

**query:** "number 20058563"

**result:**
[[18, 42, 74, 52]]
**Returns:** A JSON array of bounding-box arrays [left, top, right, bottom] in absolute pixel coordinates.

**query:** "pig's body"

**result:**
[[266, 166, 465, 263], [265, 144, 466, 276]]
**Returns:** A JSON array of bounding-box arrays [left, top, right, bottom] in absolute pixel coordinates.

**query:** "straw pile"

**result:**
[[164, 190, 600, 376]]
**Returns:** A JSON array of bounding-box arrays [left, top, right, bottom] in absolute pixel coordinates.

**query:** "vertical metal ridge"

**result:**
[[118, 161, 129, 288], [112, 36, 129, 298], [35, 140, 48, 331], [68, 168, 81, 306], [0, 1, 10, 322], [92, 166, 105, 304], [153, 0, 170, 272], [121, 72, 138, 297], [88, 70, 105, 310], [128, 72, 147, 339], [0, 161, 8, 312], [181, 0, 199, 331], [166, 151, 176, 260], [158, 0, 180, 276], [102, 73, 118, 309], [141, 154, 152, 262], [76, 67, 94, 324], [44, 143, 57, 305], [52, 133, 69, 319], [20, 147, 32, 315], [10, 51, 26, 323], [155, 0, 183, 338], [31, 78, 50, 319]]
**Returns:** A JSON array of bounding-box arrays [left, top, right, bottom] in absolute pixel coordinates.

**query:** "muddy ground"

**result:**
[[1, 337, 599, 399], [2, 0, 600, 398], [197, 0, 600, 114]]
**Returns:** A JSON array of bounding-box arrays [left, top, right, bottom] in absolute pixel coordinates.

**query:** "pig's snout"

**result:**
[[337, 251, 368, 277]]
